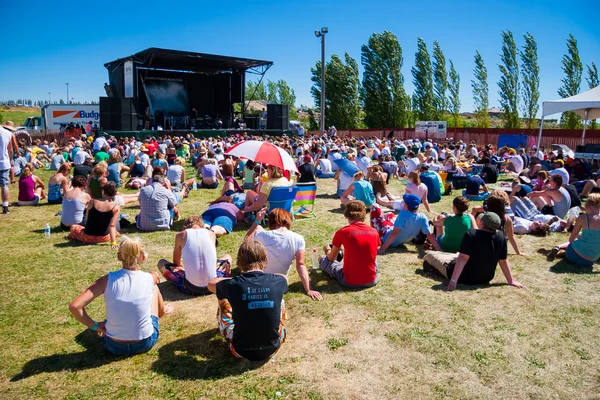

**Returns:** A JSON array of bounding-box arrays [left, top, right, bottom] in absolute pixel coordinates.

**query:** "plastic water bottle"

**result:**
[[311, 248, 319, 270], [192, 181, 198, 190], [44, 161, 50, 170], [44, 223, 51, 239]]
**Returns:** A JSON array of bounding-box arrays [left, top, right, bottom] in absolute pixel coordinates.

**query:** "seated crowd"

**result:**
[[2, 122, 599, 362]]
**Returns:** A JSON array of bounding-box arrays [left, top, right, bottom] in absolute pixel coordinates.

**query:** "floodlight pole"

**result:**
[[65, 83, 69, 104], [316, 28, 328, 133]]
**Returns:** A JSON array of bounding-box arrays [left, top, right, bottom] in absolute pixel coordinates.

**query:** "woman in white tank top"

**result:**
[[69, 238, 173, 356]]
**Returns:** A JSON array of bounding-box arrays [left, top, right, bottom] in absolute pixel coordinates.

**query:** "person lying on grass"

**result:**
[[319, 200, 380, 288], [548, 193, 600, 267], [424, 212, 525, 292], [247, 208, 322, 300], [157, 216, 232, 296], [208, 240, 288, 362], [69, 237, 173, 356]]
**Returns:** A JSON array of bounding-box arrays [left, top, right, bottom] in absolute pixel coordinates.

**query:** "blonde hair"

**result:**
[[268, 165, 283, 179], [353, 170, 364, 181], [92, 162, 108, 177], [175, 157, 185, 166], [237, 240, 268, 272], [118, 237, 146, 268], [585, 193, 600, 211]]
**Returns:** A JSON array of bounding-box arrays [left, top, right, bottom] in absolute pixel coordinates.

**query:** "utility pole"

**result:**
[[65, 83, 69, 104], [48, 92, 51, 104], [315, 27, 328, 133]]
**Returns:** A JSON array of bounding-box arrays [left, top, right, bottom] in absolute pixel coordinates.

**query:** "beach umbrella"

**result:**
[[226, 140, 298, 173]]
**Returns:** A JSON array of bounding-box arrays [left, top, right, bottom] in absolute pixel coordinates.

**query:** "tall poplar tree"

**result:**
[[310, 53, 361, 129], [472, 50, 490, 128], [558, 34, 583, 129], [520, 33, 540, 129], [411, 37, 435, 121], [586, 62, 599, 129], [498, 30, 520, 128], [448, 60, 461, 127], [361, 31, 411, 128], [432, 41, 448, 120]]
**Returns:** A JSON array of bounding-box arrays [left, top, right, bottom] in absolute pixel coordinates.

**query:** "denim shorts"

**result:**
[[566, 243, 595, 267], [103, 315, 159, 356], [202, 208, 235, 233], [0, 169, 9, 187]]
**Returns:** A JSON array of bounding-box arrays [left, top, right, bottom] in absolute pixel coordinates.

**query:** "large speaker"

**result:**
[[585, 143, 600, 153], [267, 104, 289, 130], [99, 97, 138, 130]]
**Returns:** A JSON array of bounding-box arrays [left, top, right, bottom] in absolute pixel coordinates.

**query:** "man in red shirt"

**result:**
[[319, 200, 380, 287]]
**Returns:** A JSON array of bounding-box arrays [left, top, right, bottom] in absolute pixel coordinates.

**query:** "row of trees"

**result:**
[[0, 99, 99, 106], [308, 31, 598, 130], [245, 79, 298, 119]]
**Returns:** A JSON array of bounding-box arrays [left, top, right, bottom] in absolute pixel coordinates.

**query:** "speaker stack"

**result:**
[[266, 104, 290, 130], [99, 97, 139, 131]]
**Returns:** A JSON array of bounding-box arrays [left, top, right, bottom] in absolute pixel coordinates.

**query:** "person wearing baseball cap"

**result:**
[[378, 194, 441, 255], [424, 211, 525, 291]]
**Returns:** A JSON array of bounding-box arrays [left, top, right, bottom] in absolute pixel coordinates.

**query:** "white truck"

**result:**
[[19, 104, 100, 131]]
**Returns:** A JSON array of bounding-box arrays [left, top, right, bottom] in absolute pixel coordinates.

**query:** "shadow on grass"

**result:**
[[414, 267, 507, 291], [316, 192, 339, 200], [549, 259, 598, 274], [11, 330, 119, 381], [288, 268, 378, 295], [54, 240, 94, 248], [157, 281, 197, 302], [152, 329, 267, 380]]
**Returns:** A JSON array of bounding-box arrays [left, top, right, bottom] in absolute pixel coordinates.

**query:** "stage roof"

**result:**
[[104, 48, 273, 74]]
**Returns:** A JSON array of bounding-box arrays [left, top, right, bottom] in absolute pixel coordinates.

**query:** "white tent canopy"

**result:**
[[537, 85, 600, 148]]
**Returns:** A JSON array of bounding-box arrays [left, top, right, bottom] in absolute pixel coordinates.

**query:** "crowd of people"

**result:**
[[1, 119, 599, 361]]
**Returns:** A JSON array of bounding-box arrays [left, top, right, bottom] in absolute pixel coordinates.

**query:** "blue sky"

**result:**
[[1, 0, 598, 116]]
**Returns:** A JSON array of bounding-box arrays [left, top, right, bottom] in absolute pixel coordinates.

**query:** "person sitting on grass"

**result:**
[[242, 165, 290, 215], [377, 171, 432, 213], [526, 174, 571, 219], [136, 174, 178, 231], [88, 162, 108, 200], [107, 152, 130, 188], [156, 216, 232, 296], [68, 182, 120, 248], [547, 193, 600, 267], [17, 163, 46, 206], [61, 176, 91, 231], [69, 237, 173, 356], [319, 200, 380, 288], [423, 212, 526, 291], [247, 208, 322, 300], [378, 194, 441, 255], [432, 196, 477, 253], [208, 240, 288, 362], [340, 170, 375, 209], [200, 158, 223, 189], [464, 174, 489, 200], [369, 164, 393, 201], [47, 162, 71, 204]]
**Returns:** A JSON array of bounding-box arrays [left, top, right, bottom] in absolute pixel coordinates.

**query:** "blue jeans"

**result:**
[[319, 257, 377, 288], [103, 315, 159, 356]]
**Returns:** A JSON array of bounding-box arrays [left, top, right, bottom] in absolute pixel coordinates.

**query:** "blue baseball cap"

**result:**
[[403, 194, 421, 210]]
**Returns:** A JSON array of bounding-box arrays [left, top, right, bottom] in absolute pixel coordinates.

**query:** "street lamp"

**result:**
[[65, 83, 69, 104], [315, 27, 328, 133], [48, 92, 51, 104]]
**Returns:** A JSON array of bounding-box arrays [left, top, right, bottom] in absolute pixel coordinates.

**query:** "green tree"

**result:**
[[558, 34, 583, 129], [520, 33, 540, 129], [587, 62, 599, 129], [274, 80, 297, 119], [267, 81, 277, 103], [361, 31, 411, 128], [245, 80, 267, 101], [310, 53, 361, 129], [432, 40, 448, 120], [448, 60, 461, 127], [472, 50, 490, 128], [498, 30, 520, 128], [411, 37, 435, 121]]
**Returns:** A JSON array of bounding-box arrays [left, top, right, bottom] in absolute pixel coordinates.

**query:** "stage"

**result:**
[[100, 128, 295, 140]]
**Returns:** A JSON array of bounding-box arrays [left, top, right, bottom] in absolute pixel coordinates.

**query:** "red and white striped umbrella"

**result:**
[[225, 140, 298, 173]]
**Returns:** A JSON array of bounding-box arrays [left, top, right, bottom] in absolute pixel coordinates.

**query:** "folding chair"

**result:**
[[292, 182, 317, 221], [266, 186, 299, 214]]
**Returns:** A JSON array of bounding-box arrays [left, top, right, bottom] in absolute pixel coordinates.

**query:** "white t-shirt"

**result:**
[[356, 156, 372, 174], [319, 159, 333, 175], [338, 171, 354, 192], [73, 150, 91, 166], [510, 155, 524, 173], [404, 158, 419, 174], [256, 228, 306, 275], [182, 228, 217, 287], [0, 127, 13, 170]]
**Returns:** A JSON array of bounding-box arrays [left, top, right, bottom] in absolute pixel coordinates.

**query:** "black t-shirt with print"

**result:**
[[457, 228, 508, 285], [217, 271, 288, 361]]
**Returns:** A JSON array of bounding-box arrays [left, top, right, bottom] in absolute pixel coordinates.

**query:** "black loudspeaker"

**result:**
[[267, 104, 290, 130], [104, 84, 115, 97], [231, 72, 243, 103], [100, 113, 110, 130], [576, 145, 585, 153], [99, 97, 138, 130], [585, 143, 600, 153]]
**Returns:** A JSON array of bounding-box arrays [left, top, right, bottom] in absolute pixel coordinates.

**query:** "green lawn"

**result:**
[[0, 107, 41, 126], [0, 169, 598, 399]]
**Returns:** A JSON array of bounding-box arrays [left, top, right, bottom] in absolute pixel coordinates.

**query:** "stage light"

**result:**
[[315, 31, 322, 37], [321, 27, 328, 33]]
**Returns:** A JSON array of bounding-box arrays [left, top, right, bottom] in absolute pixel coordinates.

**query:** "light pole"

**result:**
[[65, 83, 69, 104], [48, 92, 51, 104], [315, 27, 328, 133]]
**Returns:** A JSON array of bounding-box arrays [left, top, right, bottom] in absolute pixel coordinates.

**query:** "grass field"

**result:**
[[0, 168, 599, 399], [0, 106, 41, 126]]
